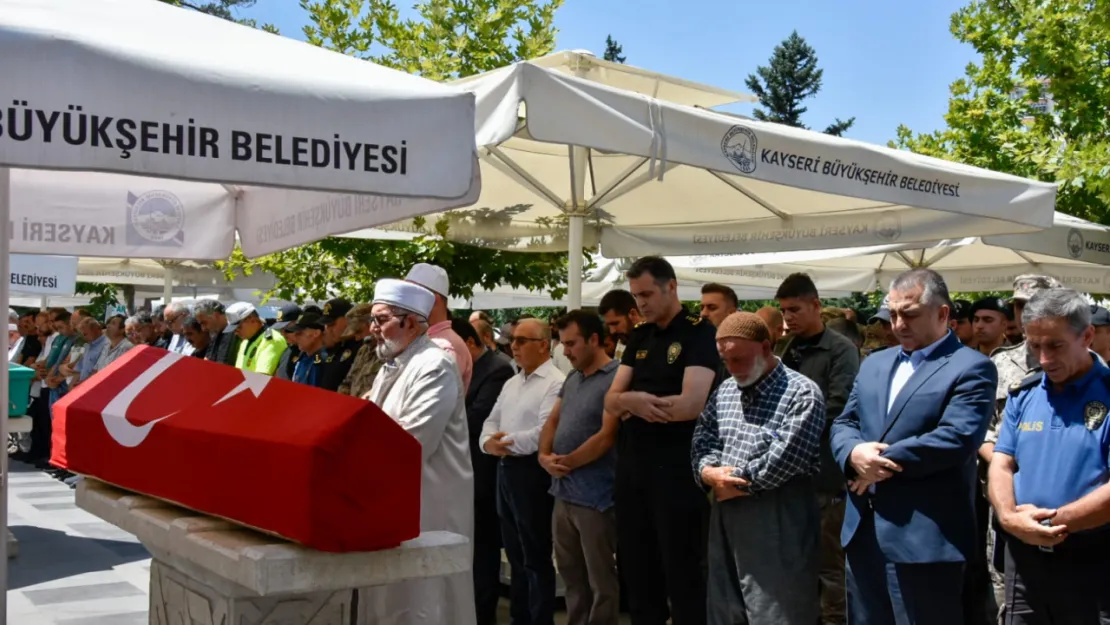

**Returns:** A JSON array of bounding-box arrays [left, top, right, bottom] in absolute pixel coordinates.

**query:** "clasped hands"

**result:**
[[847, 442, 903, 495], [621, 391, 673, 423], [482, 432, 515, 457], [701, 465, 751, 502], [1001, 505, 1068, 548]]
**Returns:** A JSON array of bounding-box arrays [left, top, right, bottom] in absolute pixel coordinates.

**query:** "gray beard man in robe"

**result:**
[[360, 278, 476, 625]]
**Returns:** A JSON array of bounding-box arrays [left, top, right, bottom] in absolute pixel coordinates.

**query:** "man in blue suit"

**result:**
[[831, 268, 997, 625]]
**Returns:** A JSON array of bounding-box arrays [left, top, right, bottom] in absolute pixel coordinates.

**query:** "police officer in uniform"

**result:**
[[988, 288, 1110, 624], [224, 302, 288, 376], [604, 256, 720, 625], [977, 275, 1062, 620], [271, 303, 304, 381], [318, 298, 361, 392]]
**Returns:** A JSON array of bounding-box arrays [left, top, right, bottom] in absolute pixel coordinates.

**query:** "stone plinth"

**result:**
[[77, 479, 469, 625]]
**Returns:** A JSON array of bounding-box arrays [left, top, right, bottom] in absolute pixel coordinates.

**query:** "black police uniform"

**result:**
[[317, 338, 361, 392], [616, 307, 719, 625]]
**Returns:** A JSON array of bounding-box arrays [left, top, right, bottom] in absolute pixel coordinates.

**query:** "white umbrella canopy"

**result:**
[[1, 0, 482, 259], [0, 0, 483, 603], [668, 212, 1110, 294], [355, 50, 1056, 307], [449, 260, 853, 309], [76, 257, 276, 290]]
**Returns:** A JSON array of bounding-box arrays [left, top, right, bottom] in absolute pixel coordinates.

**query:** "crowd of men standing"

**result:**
[[7, 254, 1110, 625]]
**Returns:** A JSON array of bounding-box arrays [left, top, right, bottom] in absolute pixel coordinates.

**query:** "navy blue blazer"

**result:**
[[830, 332, 997, 564]]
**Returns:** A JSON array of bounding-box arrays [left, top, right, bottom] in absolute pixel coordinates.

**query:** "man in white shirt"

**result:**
[[480, 318, 566, 625], [163, 301, 195, 356]]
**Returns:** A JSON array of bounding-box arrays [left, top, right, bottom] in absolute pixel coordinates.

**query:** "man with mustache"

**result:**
[[362, 278, 474, 625]]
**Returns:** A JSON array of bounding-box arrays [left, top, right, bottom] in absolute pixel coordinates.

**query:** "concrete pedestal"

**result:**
[[77, 479, 469, 625]]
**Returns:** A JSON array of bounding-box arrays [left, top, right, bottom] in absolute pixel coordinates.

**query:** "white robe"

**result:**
[[361, 334, 476, 625]]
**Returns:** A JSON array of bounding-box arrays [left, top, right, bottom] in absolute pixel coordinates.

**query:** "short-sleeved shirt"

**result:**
[[318, 338, 362, 392], [620, 307, 720, 451], [995, 356, 1110, 514], [550, 360, 619, 511]]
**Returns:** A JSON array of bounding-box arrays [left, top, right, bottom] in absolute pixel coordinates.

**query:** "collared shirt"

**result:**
[[428, 321, 473, 391], [77, 335, 108, 382], [168, 333, 195, 356], [995, 356, 1110, 513], [30, 333, 56, 398], [480, 359, 565, 456], [550, 360, 619, 511], [621, 308, 720, 450], [94, 338, 133, 374], [692, 361, 825, 493], [888, 331, 951, 412], [293, 347, 326, 387]]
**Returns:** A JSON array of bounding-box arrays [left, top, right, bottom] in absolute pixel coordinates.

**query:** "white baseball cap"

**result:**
[[405, 263, 449, 298], [223, 302, 257, 333]]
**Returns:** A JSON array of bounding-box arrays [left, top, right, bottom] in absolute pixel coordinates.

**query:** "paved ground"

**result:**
[[5, 460, 632, 624], [7, 461, 150, 625]]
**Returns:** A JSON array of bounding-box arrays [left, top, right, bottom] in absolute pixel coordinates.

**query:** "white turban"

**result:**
[[373, 279, 435, 319]]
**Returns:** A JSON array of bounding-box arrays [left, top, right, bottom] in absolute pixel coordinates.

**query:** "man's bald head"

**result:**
[[756, 306, 784, 340]]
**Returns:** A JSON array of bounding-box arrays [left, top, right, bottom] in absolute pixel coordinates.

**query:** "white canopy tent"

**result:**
[[1, 0, 481, 261], [449, 260, 853, 309], [0, 0, 483, 607], [75, 257, 277, 302], [667, 212, 1110, 294], [351, 50, 1057, 308]]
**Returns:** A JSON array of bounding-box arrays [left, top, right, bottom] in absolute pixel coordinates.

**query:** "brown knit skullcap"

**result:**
[[716, 312, 771, 343]]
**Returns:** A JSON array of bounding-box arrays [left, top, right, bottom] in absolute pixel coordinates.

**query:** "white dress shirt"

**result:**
[[480, 358, 565, 456]]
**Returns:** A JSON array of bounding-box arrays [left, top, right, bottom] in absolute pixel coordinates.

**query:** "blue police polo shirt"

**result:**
[[995, 356, 1110, 511]]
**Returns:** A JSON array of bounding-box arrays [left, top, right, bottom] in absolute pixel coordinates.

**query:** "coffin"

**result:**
[[51, 345, 421, 552]]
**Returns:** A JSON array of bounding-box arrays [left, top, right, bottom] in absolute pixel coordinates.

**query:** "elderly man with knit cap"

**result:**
[[405, 263, 473, 391], [360, 278, 476, 625], [693, 311, 826, 625]]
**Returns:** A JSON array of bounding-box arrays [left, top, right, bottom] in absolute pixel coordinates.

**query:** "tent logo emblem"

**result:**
[[874, 212, 902, 242], [721, 126, 758, 174], [1066, 228, 1084, 259], [127, 190, 185, 247]]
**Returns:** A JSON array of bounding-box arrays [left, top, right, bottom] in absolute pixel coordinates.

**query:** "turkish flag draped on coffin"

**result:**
[[50, 345, 422, 552]]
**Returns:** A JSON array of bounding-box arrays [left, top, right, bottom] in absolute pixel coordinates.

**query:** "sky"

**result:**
[[240, 0, 978, 147]]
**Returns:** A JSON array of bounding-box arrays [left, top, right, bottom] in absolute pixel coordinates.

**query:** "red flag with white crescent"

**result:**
[[51, 345, 421, 552]]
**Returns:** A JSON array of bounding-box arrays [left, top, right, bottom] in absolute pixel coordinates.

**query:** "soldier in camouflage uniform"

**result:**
[[979, 275, 1062, 622], [337, 303, 383, 398]]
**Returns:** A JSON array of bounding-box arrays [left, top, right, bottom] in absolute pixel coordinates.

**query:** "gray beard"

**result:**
[[375, 336, 406, 360], [737, 354, 767, 388]]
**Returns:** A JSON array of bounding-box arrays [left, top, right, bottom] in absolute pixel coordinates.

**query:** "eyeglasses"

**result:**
[[370, 314, 408, 328], [510, 336, 546, 346]]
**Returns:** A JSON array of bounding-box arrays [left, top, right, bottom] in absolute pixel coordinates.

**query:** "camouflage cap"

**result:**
[[1010, 275, 1063, 303]]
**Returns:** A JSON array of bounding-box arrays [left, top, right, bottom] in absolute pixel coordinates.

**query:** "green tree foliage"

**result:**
[[220, 0, 572, 304], [603, 35, 626, 63], [891, 0, 1110, 224], [74, 282, 121, 322], [745, 31, 855, 136], [159, 0, 279, 33]]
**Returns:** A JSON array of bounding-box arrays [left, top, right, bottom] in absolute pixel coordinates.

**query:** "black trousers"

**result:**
[[27, 393, 52, 461], [963, 481, 995, 625], [1004, 531, 1110, 625], [497, 455, 556, 625], [614, 441, 709, 625], [474, 454, 503, 625]]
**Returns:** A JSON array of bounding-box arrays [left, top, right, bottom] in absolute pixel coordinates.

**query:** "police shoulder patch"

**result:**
[[688, 315, 703, 325], [264, 328, 273, 340], [340, 349, 353, 362], [1009, 371, 1043, 396]]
